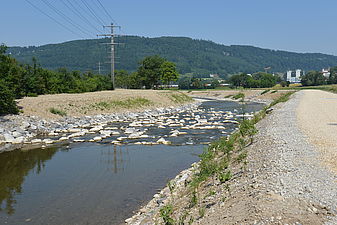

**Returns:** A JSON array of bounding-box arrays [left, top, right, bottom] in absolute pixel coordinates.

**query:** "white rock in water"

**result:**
[[59, 136, 69, 141], [89, 126, 103, 132], [128, 132, 144, 139], [104, 127, 118, 130], [73, 139, 85, 142], [68, 128, 81, 133], [43, 139, 54, 144], [93, 136, 102, 141], [111, 131, 120, 136], [125, 218, 132, 223], [117, 137, 127, 141], [31, 138, 42, 143], [100, 130, 112, 136], [124, 128, 137, 134], [48, 132, 59, 136], [157, 137, 171, 145], [111, 140, 122, 145]]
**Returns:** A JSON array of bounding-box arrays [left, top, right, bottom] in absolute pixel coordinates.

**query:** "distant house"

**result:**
[[322, 68, 330, 78], [286, 69, 303, 83], [209, 74, 219, 78]]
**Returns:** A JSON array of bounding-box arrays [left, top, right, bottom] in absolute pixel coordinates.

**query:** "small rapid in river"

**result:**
[[0, 100, 264, 225]]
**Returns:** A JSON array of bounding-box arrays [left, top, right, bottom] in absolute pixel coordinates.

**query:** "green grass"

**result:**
[[160, 204, 175, 225], [232, 92, 245, 100], [49, 108, 67, 116], [260, 89, 270, 95], [91, 97, 153, 110], [169, 93, 193, 103]]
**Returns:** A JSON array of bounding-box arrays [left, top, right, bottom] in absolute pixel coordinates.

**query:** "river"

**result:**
[[0, 100, 264, 225]]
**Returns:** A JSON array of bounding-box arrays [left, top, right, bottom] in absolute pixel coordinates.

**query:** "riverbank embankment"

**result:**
[[126, 90, 337, 225]]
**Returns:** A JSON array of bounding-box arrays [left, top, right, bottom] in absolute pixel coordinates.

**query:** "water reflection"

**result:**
[[0, 147, 58, 215], [99, 145, 130, 173]]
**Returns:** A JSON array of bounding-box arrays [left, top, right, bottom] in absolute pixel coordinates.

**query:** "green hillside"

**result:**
[[8, 36, 337, 77]]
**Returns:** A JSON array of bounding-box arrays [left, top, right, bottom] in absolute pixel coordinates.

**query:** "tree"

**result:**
[[328, 67, 337, 84], [160, 61, 179, 86], [0, 80, 18, 115], [229, 73, 250, 88], [301, 71, 326, 86], [137, 55, 165, 89]]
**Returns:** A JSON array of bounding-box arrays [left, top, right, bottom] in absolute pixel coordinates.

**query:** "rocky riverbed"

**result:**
[[0, 102, 202, 153]]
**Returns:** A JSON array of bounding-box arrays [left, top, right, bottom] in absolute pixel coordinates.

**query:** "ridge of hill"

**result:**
[[8, 36, 337, 77]]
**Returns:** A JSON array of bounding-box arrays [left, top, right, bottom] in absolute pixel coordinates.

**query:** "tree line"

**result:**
[[0, 45, 179, 115], [0, 44, 112, 115], [228, 72, 280, 88], [301, 67, 337, 86]]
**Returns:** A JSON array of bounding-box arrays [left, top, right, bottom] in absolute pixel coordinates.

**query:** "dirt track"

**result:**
[[297, 90, 337, 174]]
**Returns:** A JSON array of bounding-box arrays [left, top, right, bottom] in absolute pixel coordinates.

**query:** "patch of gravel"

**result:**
[[253, 91, 337, 224]]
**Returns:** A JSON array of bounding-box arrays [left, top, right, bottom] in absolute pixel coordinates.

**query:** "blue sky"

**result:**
[[1, 0, 337, 55]]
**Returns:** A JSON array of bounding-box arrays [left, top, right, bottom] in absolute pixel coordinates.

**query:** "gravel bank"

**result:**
[[127, 91, 337, 225]]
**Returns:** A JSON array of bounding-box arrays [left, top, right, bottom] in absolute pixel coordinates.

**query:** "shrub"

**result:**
[[0, 80, 19, 115], [232, 92, 245, 100], [160, 204, 175, 225], [49, 108, 67, 116]]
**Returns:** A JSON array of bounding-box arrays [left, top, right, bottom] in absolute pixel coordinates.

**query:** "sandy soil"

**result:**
[[187, 89, 292, 102], [17, 89, 191, 119], [297, 90, 337, 174]]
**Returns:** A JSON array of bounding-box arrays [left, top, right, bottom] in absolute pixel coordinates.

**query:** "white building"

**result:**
[[286, 69, 303, 83], [322, 68, 330, 78]]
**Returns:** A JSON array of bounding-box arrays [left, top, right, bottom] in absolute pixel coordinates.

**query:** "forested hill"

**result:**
[[8, 36, 337, 77]]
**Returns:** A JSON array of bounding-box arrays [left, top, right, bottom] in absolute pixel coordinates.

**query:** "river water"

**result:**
[[0, 100, 264, 225]]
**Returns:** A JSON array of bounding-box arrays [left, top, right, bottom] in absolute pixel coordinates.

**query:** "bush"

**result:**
[[0, 80, 19, 115], [49, 108, 67, 116]]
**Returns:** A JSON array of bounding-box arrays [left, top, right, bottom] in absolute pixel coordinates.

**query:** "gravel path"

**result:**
[[194, 90, 337, 224], [261, 90, 337, 224], [297, 90, 337, 173]]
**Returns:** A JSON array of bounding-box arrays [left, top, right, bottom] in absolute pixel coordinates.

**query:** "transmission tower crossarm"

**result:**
[[97, 23, 122, 90]]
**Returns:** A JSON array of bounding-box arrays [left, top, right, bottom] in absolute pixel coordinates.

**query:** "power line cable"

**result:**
[[60, 0, 102, 33], [95, 0, 116, 24], [24, 0, 84, 38], [40, 0, 93, 37], [79, 0, 105, 26]]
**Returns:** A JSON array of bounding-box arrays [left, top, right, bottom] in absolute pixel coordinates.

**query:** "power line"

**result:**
[[79, 0, 105, 26], [40, 0, 93, 37], [60, 0, 102, 33], [98, 23, 121, 90], [95, 0, 116, 24], [24, 0, 84, 38]]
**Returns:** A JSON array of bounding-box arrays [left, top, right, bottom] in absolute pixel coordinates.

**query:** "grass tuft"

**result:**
[[92, 97, 153, 110], [169, 93, 193, 103], [49, 107, 67, 116]]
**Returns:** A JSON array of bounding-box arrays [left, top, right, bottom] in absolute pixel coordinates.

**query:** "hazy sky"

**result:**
[[1, 0, 337, 55]]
